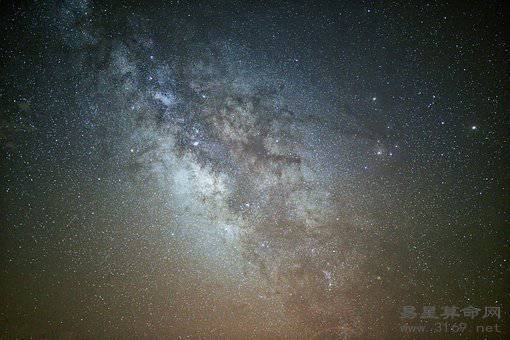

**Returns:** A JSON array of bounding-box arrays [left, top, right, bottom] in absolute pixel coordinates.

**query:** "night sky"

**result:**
[[0, 1, 508, 339]]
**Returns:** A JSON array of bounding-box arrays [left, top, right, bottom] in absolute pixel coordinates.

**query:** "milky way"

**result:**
[[104, 27, 380, 337], [1, 1, 507, 339]]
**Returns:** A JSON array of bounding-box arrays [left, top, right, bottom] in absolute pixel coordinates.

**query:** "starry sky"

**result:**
[[0, 1, 508, 339]]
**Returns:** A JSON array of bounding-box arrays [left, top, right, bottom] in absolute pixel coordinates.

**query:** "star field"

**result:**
[[0, 1, 508, 339]]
